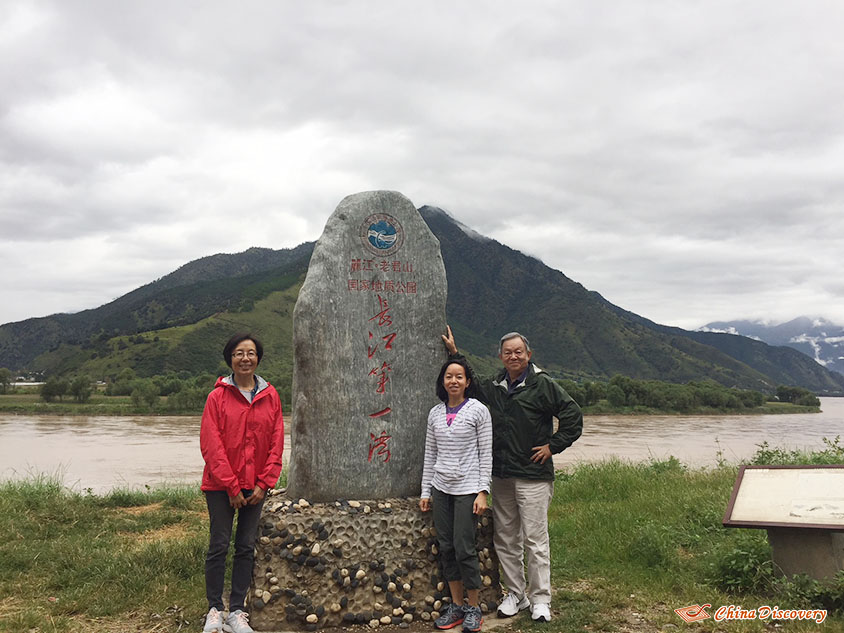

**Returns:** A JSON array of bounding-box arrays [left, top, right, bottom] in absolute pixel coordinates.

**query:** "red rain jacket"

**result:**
[[200, 375, 285, 497]]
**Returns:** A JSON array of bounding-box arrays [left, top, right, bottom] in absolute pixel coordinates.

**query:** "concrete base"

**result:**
[[767, 528, 844, 580], [249, 492, 501, 631]]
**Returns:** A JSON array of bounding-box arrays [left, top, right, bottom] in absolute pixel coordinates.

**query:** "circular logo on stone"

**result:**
[[360, 214, 404, 256]]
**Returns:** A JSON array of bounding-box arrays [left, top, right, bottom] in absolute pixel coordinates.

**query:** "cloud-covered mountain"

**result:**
[[700, 317, 844, 375]]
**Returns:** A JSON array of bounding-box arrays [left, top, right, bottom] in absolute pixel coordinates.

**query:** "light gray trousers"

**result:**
[[491, 476, 554, 605]]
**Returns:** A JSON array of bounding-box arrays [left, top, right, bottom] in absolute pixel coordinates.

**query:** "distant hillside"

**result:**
[[3, 208, 843, 395], [603, 306, 844, 395], [0, 246, 312, 370], [701, 317, 844, 376]]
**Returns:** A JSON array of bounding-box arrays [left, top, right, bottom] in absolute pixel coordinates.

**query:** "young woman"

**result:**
[[200, 333, 285, 633], [419, 358, 493, 632]]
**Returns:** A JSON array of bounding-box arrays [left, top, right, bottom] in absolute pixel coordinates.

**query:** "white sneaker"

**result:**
[[497, 593, 530, 618], [223, 610, 254, 633], [203, 607, 224, 632], [531, 603, 551, 622]]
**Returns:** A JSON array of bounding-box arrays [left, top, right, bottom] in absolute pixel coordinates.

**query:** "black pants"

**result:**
[[431, 487, 481, 590], [204, 490, 265, 612]]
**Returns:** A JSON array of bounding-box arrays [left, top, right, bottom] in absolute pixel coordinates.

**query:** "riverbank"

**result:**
[[2, 443, 842, 633], [0, 393, 194, 416], [0, 392, 822, 417], [582, 401, 821, 415]]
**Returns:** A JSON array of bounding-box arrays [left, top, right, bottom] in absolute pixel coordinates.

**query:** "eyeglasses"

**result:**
[[232, 350, 257, 359]]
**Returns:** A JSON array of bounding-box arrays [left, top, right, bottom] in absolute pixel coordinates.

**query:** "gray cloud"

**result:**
[[2, 0, 844, 330]]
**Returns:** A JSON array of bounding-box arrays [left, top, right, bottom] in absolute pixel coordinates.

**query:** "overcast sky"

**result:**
[[2, 1, 844, 331]]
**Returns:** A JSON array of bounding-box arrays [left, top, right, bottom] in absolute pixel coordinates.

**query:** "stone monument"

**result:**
[[287, 190, 448, 502], [249, 192, 501, 631]]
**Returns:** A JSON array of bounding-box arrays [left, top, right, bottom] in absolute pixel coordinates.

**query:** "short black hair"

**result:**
[[435, 357, 475, 403], [223, 333, 264, 368]]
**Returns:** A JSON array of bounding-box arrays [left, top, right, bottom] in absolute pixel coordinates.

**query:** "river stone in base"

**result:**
[[248, 491, 500, 631], [287, 190, 448, 502]]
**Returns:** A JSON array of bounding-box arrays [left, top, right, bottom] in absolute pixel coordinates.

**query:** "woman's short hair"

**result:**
[[223, 333, 264, 368], [435, 357, 476, 403]]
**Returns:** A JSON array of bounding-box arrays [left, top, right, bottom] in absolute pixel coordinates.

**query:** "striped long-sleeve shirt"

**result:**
[[420, 398, 492, 499]]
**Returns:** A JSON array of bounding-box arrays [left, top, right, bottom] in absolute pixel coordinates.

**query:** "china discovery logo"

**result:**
[[674, 604, 711, 623]]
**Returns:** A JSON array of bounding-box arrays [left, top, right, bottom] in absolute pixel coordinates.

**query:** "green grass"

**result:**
[[2, 446, 843, 632], [0, 476, 209, 632], [541, 450, 844, 632]]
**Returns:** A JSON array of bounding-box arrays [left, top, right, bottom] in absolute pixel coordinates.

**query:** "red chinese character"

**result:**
[[368, 361, 392, 393], [350, 259, 362, 272], [347, 279, 358, 291], [396, 282, 406, 293], [403, 262, 413, 273], [382, 332, 396, 350], [368, 431, 392, 463], [372, 280, 383, 291], [406, 282, 417, 294], [392, 261, 401, 272], [369, 407, 392, 418], [369, 295, 392, 326], [379, 260, 391, 272], [362, 260, 374, 271], [360, 280, 371, 291], [384, 280, 395, 292], [368, 332, 396, 358]]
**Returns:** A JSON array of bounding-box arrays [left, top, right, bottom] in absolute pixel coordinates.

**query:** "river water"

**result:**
[[1, 398, 842, 494]]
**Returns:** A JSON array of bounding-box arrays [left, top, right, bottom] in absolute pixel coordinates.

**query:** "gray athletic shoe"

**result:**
[[223, 610, 254, 633], [462, 605, 483, 632], [434, 602, 465, 630], [203, 607, 224, 633]]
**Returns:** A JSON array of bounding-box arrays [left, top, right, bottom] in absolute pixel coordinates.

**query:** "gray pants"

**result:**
[[491, 476, 554, 604], [431, 487, 481, 590], [204, 489, 265, 612]]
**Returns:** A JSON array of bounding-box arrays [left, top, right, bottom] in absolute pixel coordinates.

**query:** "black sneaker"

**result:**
[[434, 603, 465, 630]]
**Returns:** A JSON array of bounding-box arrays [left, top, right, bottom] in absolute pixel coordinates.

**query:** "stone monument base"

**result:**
[[249, 491, 501, 631], [768, 527, 844, 580]]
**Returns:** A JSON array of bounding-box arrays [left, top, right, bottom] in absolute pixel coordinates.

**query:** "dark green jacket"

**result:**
[[457, 356, 583, 480]]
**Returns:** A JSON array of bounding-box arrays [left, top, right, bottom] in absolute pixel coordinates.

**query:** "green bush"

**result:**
[[707, 531, 775, 593]]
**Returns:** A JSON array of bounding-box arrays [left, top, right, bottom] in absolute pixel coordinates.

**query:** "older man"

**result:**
[[442, 326, 582, 623]]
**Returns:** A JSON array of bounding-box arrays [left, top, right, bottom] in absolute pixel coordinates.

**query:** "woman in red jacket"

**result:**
[[200, 333, 284, 633]]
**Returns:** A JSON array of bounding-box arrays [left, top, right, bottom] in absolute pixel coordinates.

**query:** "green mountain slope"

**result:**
[[600, 302, 844, 395], [0, 249, 311, 370], [3, 207, 843, 395], [421, 207, 776, 391]]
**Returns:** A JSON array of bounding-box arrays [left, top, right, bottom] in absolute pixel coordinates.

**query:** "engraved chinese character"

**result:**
[[368, 361, 392, 393], [368, 431, 392, 463], [369, 295, 392, 326]]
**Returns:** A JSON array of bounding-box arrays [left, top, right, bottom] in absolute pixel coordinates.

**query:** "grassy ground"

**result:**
[[2, 445, 842, 632]]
